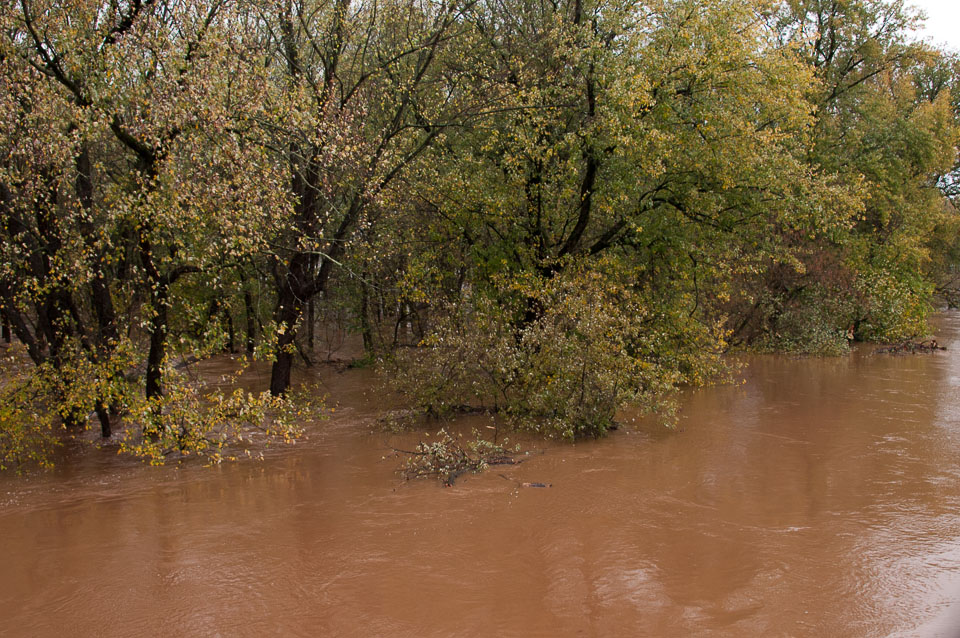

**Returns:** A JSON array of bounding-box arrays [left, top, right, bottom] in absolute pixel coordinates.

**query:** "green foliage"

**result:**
[[0, 340, 136, 472], [0, 359, 59, 472], [118, 363, 317, 465], [754, 284, 855, 356], [394, 260, 729, 438], [0, 341, 316, 469], [854, 269, 933, 342], [2, 0, 960, 469]]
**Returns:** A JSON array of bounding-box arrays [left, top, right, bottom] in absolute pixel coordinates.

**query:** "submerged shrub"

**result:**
[[0, 340, 137, 472], [0, 363, 59, 472], [392, 261, 730, 439], [118, 362, 318, 465], [755, 283, 855, 356], [854, 269, 933, 342], [0, 339, 316, 470]]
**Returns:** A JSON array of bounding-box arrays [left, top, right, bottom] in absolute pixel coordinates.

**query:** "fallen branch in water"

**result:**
[[874, 340, 946, 355], [395, 429, 523, 486]]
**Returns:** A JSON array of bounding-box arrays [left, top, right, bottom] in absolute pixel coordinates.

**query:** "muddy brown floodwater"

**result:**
[[3, 317, 960, 638]]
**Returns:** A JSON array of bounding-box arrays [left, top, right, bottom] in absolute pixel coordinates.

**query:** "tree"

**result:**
[[738, 0, 960, 351], [0, 0, 303, 465], [246, 0, 482, 395], [392, 0, 843, 434]]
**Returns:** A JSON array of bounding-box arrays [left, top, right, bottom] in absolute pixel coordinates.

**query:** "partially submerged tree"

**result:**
[[0, 0, 958, 467], [249, 0, 485, 395], [0, 0, 304, 466], [391, 0, 859, 435], [736, 0, 960, 351]]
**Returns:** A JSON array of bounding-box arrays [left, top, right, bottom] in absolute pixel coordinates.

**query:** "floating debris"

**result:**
[[874, 340, 946, 355], [396, 429, 522, 486]]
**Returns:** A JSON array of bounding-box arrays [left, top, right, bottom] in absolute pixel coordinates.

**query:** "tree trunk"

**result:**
[[95, 401, 111, 438], [269, 287, 301, 396], [360, 281, 373, 354], [0, 297, 42, 363], [224, 308, 236, 353], [244, 289, 256, 355], [307, 298, 315, 351], [145, 286, 168, 401], [76, 145, 119, 349], [201, 298, 219, 337]]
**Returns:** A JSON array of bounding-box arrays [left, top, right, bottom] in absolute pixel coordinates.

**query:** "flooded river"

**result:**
[[3, 316, 960, 637]]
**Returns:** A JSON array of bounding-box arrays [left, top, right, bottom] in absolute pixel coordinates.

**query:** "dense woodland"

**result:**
[[1, 0, 958, 469]]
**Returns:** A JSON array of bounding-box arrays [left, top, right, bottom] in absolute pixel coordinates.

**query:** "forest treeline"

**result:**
[[1, 0, 958, 467]]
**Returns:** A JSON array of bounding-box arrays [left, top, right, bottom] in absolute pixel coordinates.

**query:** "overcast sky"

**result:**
[[909, 0, 960, 51]]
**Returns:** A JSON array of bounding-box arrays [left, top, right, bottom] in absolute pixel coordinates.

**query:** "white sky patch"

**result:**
[[909, 0, 960, 51]]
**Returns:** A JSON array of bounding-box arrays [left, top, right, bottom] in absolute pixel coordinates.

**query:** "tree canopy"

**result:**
[[0, 0, 957, 468]]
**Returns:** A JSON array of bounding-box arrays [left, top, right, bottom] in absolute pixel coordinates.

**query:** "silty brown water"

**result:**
[[2, 315, 960, 637]]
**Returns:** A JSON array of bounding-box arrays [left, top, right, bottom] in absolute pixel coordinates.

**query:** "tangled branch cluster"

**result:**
[[398, 429, 519, 486]]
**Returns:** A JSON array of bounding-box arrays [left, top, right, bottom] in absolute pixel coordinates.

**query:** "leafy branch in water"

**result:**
[[397, 429, 521, 486], [118, 360, 322, 466], [0, 340, 321, 470], [0, 359, 59, 473]]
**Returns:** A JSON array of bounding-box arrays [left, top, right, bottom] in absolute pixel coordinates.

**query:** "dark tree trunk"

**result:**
[[360, 281, 373, 354], [95, 401, 111, 438], [89, 277, 118, 346], [224, 308, 236, 353], [38, 290, 81, 361], [1, 315, 10, 343], [201, 298, 219, 337], [33, 175, 88, 361], [269, 287, 301, 396], [244, 289, 256, 355], [145, 285, 168, 401], [0, 287, 43, 363], [76, 145, 119, 349], [307, 298, 315, 351], [77, 143, 121, 431]]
